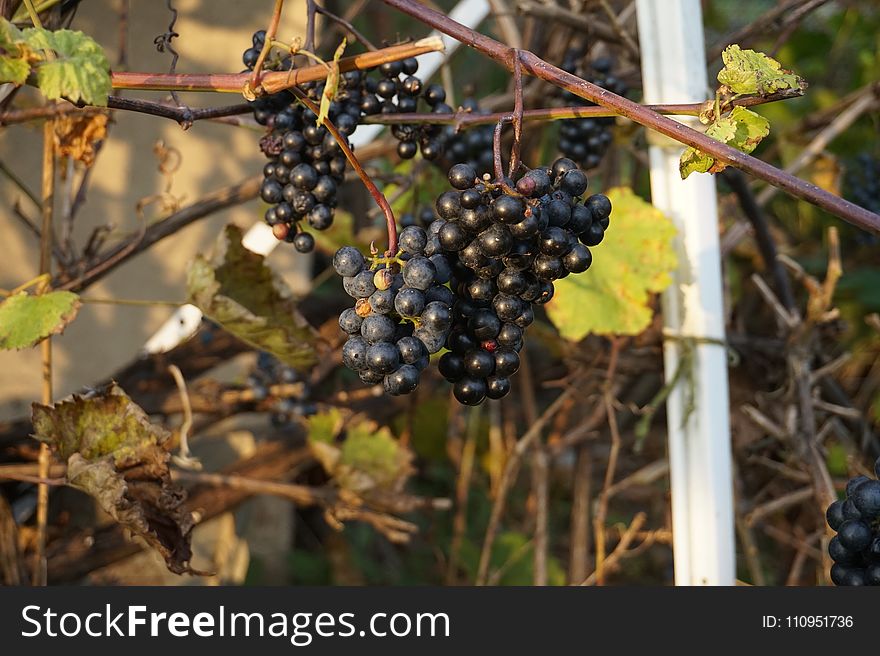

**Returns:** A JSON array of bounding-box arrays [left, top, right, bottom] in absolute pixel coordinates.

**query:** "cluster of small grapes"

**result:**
[[361, 58, 455, 162], [333, 237, 454, 396], [430, 158, 610, 405], [825, 457, 880, 585], [845, 153, 880, 216], [557, 51, 628, 170], [246, 352, 317, 426], [242, 31, 357, 253]]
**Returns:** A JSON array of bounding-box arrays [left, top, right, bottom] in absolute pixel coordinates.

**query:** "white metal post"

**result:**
[[144, 0, 491, 354], [635, 0, 735, 585]]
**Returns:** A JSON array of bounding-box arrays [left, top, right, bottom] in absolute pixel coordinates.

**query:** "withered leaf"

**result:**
[[32, 383, 198, 575]]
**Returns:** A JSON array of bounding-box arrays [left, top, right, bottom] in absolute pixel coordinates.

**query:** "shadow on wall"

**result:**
[[0, 0, 311, 419]]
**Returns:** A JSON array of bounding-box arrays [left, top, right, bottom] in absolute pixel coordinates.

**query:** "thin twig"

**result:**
[[531, 446, 549, 585], [250, 0, 285, 94], [579, 512, 647, 585], [315, 4, 377, 50], [476, 384, 579, 585], [291, 90, 398, 255], [446, 406, 479, 584], [33, 116, 55, 587]]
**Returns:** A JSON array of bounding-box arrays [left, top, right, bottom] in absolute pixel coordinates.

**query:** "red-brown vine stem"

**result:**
[[381, 0, 880, 235], [509, 51, 524, 176], [0, 96, 795, 129], [360, 91, 803, 127], [290, 91, 398, 256], [109, 37, 445, 95], [492, 117, 511, 181]]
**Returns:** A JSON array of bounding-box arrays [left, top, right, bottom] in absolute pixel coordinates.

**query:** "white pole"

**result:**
[[635, 0, 735, 585], [144, 0, 492, 354]]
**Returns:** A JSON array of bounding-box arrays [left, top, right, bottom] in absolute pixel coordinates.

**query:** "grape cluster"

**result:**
[[430, 158, 610, 405], [825, 457, 880, 585], [333, 238, 454, 396], [360, 59, 454, 162], [243, 31, 358, 253], [557, 51, 628, 170], [246, 352, 316, 426]]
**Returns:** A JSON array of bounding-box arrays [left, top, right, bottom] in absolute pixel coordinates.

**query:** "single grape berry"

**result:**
[[852, 480, 880, 518], [384, 365, 420, 396], [448, 163, 477, 190], [293, 232, 314, 253], [454, 377, 487, 406], [838, 519, 873, 551], [826, 500, 846, 532], [333, 246, 365, 277], [366, 342, 400, 374]]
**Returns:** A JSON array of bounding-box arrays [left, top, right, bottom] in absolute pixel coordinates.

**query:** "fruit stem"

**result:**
[[291, 90, 399, 257], [249, 0, 286, 96]]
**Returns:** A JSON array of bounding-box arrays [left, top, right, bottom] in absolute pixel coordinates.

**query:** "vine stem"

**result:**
[[1, 92, 795, 131], [508, 51, 524, 176], [290, 91, 398, 256], [33, 117, 55, 587], [381, 0, 880, 234], [249, 0, 285, 94], [109, 38, 445, 95], [22, 0, 43, 28], [362, 91, 802, 127]]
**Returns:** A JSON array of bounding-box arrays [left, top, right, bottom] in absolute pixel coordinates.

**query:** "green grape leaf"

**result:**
[[717, 44, 805, 97], [307, 411, 414, 495], [22, 26, 111, 105], [0, 54, 29, 84], [0, 290, 80, 350], [317, 39, 346, 128], [187, 224, 319, 370], [306, 407, 345, 446], [0, 18, 31, 85], [680, 106, 770, 178], [546, 187, 677, 338], [31, 383, 198, 575]]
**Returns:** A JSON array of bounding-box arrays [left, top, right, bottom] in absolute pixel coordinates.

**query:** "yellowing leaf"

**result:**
[[680, 106, 770, 178], [22, 26, 111, 105], [317, 39, 347, 128], [717, 45, 805, 97], [546, 187, 677, 337], [0, 19, 31, 85], [307, 410, 414, 495], [32, 384, 198, 575], [53, 111, 109, 166], [0, 290, 80, 350], [187, 224, 319, 370]]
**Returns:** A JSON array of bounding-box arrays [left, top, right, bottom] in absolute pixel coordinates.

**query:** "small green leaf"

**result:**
[[307, 411, 413, 495], [187, 224, 319, 370], [546, 187, 677, 338], [0, 290, 80, 350], [317, 39, 346, 128], [680, 106, 770, 178], [717, 44, 805, 97], [22, 26, 111, 105], [0, 55, 29, 84], [339, 421, 412, 493], [306, 407, 344, 445], [32, 384, 197, 575], [0, 18, 30, 85]]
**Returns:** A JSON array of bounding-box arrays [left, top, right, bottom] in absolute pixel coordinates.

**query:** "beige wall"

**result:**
[[0, 1, 310, 419]]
